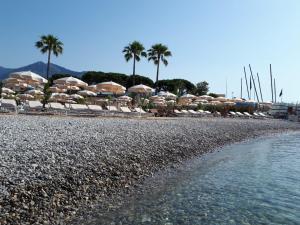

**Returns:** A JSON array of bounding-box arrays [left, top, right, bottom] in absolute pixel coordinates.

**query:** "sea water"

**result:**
[[95, 132, 300, 225]]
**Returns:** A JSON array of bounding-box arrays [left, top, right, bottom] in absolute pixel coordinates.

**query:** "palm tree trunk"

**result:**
[[155, 57, 160, 93], [46, 49, 51, 79], [133, 56, 136, 86]]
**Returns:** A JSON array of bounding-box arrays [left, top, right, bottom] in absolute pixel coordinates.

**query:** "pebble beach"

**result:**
[[1, 115, 300, 225]]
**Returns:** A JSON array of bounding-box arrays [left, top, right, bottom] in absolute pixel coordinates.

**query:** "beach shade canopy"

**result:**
[[17, 93, 35, 100], [117, 95, 132, 102], [1, 93, 8, 97], [157, 91, 177, 99], [51, 93, 70, 99], [85, 85, 98, 92], [233, 98, 244, 103], [3, 78, 23, 84], [70, 94, 84, 99], [49, 86, 67, 93], [180, 93, 196, 99], [25, 89, 44, 95], [53, 76, 88, 88], [9, 71, 48, 84], [128, 84, 153, 94], [215, 96, 227, 102], [1, 87, 15, 94], [198, 95, 214, 101], [77, 90, 97, 97], [210, 100, 222, 105], [96, 81, 126, 94]]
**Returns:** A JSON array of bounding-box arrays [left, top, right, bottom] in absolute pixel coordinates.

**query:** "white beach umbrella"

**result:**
[[54, 76, 88, 87], [157, 91, 177, 100], [9, 71, 47, 84], [1, 87, 15, 94], [180, 94, 196, 99], [1, 93, 8, 97], [198, 95, 214, 101], [117, 95, 132, 102], [85, 85, 98, 92], [78, 90, 97, 97], [25, 89, 44, 95], [128, 84, 153, 94], [96, 81, 126, 93], [17, 94, 35, 100], [215, 96, 227, 102], [70, 94, 84, 99]]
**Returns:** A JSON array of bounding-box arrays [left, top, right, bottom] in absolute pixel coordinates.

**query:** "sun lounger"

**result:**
[[48, 103, 66, 110], [28, 101, 43, 110], [69, 104, 89, 110], [181, 110, 189, 114], [174, 109, 182, 114], [198, 109, 204, 113], [88, 105, 103, 112], [107, 106, 119, 111], [258, 112, 267, 117], [120, 106, 132, 113], [236, 112, 246, 117], [243, 112, 252, 118], [229, 111, 237, 117], [0, 99, 17, 112], [188, 109, 199, 114], [134, 107, 146, 113]]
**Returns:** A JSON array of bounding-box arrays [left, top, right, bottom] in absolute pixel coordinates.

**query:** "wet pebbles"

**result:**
[[0, 115, 299, 224]]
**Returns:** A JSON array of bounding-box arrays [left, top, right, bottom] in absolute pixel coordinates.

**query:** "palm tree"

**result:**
[[35, 35, 63, 79], [123, 41, 147, 85], [148, 44, 172, 89]]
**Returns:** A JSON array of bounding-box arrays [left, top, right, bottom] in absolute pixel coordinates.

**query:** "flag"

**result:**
[[279, 89, 283, 97]]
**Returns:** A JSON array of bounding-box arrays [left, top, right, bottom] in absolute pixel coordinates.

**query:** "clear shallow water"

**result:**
[[95, 132, 300, 225]]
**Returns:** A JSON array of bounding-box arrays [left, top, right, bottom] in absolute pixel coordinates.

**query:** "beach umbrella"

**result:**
[[25, 90, 44, 95], [1, 87, 15, 94], [70, 94, 84, 99], [85, 85, 98, 92], [180, 94, 196, 99], [49, 86, 67, 93], [53, 76, 88, 88], [210, 101, 222, 105], [198, 95, 214, 101], [9, 71, 48, 84], [96, 81, 126, 94], [2, 78, 23, 84], [215, 96, 227, 102], [17, 94, 34, 100], [158, 91, 177, 100], [128, 84, 153, 94], [78, 90, 97, 97], [117, 95, 132, 102], [1, 93, 7, 97]]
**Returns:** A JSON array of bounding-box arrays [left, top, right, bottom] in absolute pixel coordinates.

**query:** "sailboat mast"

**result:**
[[243, 66, 250, 99], [270, 64, 274, 103], [257, 73, 264, 102], [249, 64, 260, 103], [240, 78, 243, 98]]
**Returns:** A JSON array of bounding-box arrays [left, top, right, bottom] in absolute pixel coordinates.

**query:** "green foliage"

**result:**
[[148, 44, 172, 66], [0, 81, 2, 95], [208, 93, 218, 98], [193, 81, 209, 95], [81, 71, 154, 88], [156, 79, 196, 95], [35, 35, 63, 56], [41, 82, 51, 107], [123, 41, 147, 62]]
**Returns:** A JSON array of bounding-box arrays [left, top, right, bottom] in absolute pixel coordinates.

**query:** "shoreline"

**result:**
[[0, 115, 300, 224]]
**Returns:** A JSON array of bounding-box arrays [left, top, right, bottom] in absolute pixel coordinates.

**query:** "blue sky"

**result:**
[[1, 0, 300, 102]]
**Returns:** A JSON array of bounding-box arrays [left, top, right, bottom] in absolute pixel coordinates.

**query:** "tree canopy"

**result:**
[[81, 71, 154, 88], [193, 81, 209, 95], [156, 79, 196, 95]]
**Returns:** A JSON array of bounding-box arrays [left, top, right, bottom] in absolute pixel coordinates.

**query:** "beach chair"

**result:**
[[120, 106, 132, 113], [174, 109, 182, 114], [27, 101, 43, 111], [188, 109, 199, 114], [134, 107, 146, 113], [49, 103, 66, 111], [243, 112, 252, 118], [0, 99, 17, 113], [229, 111, 237, 117], [259, 112, 267, 117], [181, 109, 189, 114], [107, 105, 119, 111], [253, 112, 264, 119], [70, 104, 89, 111], [236, 112, 246, 118], [88, 105, 103, 112]]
